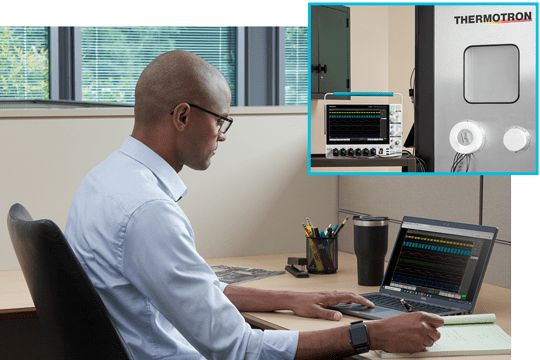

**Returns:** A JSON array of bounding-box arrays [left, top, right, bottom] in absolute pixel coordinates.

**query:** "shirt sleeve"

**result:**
[[122, 199, 298, 360], [219, 281, 229, 292]]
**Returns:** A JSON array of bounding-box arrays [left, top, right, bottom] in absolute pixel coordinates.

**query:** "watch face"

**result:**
[[349, 322, 369, 353], [351, 324, 368, 343]]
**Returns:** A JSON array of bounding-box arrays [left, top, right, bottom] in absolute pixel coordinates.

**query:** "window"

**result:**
[[81, 27, 237, 105], [0, 27, 309, 106], [284, 27, 308, 106], [464, 44, 519, 104], [0, 26, 49, 99]]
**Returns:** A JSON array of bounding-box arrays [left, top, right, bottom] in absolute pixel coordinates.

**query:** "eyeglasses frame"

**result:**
[[170, 103, 233, 134]]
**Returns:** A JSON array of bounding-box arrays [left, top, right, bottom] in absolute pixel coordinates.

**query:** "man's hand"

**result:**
[[223, 286, 372, 321], [289, 290, 374, 321], [366, 312, 444, 353]]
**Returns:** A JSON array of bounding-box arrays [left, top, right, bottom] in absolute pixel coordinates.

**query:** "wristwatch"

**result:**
[[349, 320, 370, 354]]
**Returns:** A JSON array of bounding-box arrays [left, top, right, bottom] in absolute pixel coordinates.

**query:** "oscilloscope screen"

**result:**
[[326, 104, 390, 145]]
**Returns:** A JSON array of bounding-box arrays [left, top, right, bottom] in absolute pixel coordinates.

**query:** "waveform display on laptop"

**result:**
[[391, 233, 473, 293]]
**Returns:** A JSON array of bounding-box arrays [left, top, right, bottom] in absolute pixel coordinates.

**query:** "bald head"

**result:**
[[131, 50, 231, 173], [134, 50, 230, 129]]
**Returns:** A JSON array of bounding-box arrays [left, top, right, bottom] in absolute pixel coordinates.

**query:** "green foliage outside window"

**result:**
[[0, 27, 49, 99]]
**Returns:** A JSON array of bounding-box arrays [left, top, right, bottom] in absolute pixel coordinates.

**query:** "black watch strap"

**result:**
[[349, 320, 370, 354]]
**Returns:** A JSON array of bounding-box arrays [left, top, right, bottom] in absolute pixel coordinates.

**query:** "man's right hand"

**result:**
[[365, 312, 445, 353]]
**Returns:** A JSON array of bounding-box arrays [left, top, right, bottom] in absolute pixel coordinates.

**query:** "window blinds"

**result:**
[[0, 26, 49, 99], [81, 27, 237, 105], [284, 27, 308, 106], [1, 27, 307, 106]]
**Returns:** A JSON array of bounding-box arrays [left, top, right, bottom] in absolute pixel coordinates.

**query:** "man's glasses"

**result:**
[[171, 103, 233, 134]]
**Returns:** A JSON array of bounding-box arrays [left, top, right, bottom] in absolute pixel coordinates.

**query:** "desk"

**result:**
[[0, 270, 36, 320], [311, 154, 418, 172], [206, 252, 511, 360], [1, 252, 511, 360], [0, 270, 46, 359]]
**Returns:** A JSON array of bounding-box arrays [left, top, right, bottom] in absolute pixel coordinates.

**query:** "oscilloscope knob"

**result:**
[[363, 148, 369, 156], [347, 148, 354, 157], [370, 148, 376, 156], [340, 148, 347, 157], [333, 148, 339, 156], [355, 148, 362, 156]]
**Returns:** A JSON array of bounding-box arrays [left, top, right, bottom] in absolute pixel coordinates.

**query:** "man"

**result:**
[[66, 50, 443, 359]]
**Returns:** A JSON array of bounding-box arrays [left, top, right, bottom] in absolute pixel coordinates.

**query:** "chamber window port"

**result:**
[[449, 120, 486, 154], [464, 44, 519, 104]]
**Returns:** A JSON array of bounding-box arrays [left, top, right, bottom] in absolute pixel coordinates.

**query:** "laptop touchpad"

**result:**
[[332, 303, 403, 319]]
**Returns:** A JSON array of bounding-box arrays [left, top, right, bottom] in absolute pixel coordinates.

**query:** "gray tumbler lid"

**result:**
[[353, 215, 388, 227]]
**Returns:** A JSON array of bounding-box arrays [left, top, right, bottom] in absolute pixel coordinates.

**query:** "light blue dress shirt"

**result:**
[[65, 136, 298, 360]]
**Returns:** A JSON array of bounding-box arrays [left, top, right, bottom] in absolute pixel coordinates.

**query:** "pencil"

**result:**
[[334, 216, 350, 236], [400, 299, 415, 312]]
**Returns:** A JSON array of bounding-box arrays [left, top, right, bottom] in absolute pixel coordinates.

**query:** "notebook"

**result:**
[[373, 313, 511, 358], [331, 216, 498, 320]]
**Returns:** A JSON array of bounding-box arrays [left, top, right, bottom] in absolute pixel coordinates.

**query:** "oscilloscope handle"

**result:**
[[323, 92, 403, 134], [333, 92, 393, 97], [330, 92, 403, 104]]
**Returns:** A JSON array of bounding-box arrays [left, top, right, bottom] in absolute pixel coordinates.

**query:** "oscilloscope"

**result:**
[[324, 92, 403, 159]]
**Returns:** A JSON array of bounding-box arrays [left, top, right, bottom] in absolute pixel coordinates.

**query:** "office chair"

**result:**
[[7, 203, 133, 360]]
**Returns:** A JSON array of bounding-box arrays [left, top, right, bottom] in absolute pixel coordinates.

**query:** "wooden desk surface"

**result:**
[[0, 270, 36, 319], [206, 252, 511, 360], [2, 252, 511, 359]]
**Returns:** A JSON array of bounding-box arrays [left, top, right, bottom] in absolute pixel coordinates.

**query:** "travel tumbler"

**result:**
[[353, 215, 388, 286]]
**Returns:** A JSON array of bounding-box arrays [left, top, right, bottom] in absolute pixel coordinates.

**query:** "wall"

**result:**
[[0, 106, 338, 271], [310, 5, 415, 173], [0, 106, 513, 288], [337, 176, 511, 289]]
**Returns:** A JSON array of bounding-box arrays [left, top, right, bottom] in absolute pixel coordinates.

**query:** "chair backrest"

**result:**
[[7, 203, 133, 360]]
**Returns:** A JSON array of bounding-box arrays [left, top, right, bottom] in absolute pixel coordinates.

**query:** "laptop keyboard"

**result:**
[[362, 294, 451, 314]]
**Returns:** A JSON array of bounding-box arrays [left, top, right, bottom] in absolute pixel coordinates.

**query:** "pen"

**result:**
[[400, 299, 415, 312], [326, 224, 332, 237], [319, 230, 329, 247]]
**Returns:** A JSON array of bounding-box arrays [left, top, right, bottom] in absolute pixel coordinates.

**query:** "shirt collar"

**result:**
[[119, 136, 188, 202]]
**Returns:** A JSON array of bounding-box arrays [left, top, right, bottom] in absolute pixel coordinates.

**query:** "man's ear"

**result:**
[[171, 103, 190, 132]]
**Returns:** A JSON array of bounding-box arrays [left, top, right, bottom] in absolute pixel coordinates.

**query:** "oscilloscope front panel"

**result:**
[[325, 103, 402, 158]]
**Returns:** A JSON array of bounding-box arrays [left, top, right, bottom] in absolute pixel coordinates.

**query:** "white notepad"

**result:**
[[374, 314, 511, 358]]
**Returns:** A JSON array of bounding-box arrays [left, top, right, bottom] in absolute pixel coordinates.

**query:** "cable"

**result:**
[[401, 150, 427, 172], [408, 67, 416, 156], [450, 152, 474, 172], [377, 148, 404, 158]]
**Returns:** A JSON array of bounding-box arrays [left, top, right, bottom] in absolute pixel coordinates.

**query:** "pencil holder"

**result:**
[[306, 236, 338, 274]]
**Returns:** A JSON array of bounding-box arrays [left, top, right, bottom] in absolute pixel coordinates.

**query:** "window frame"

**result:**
[[4, 26, 307, 107]]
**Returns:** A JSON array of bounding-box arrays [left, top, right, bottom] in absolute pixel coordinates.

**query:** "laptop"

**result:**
[[330, 216, 498, 320]]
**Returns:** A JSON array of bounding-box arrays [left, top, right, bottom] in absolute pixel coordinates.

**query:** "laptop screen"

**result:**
[[381, 217, 497, 309]]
